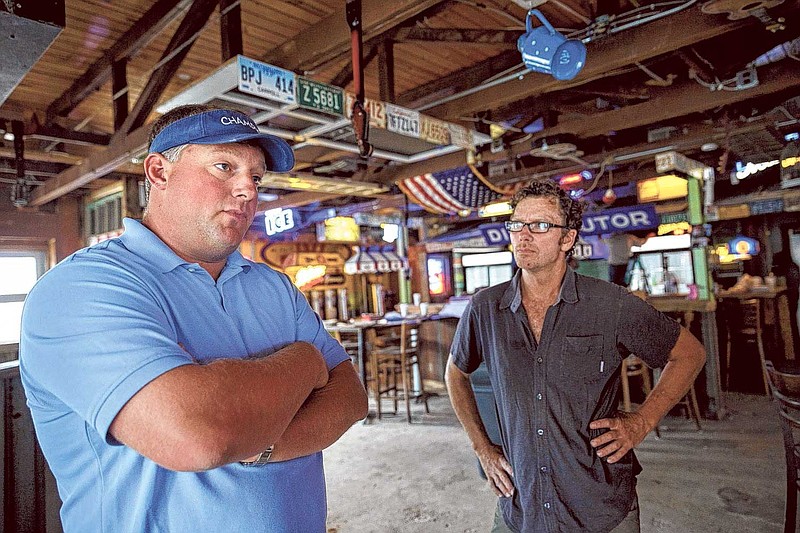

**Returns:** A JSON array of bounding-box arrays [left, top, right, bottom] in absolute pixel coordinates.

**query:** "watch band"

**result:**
[[240, 445, 274, 466]]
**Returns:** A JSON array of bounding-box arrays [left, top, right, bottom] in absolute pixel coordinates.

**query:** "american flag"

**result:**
[[398, 166, 514, 214]]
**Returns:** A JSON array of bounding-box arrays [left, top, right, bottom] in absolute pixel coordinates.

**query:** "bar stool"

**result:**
[[331, 329, 360, 367], [366, 322, 430, 422], [725, 298, 771, 397], [765, 361, 800, 533], [626, 296, 702, 431], [620, 355, 661, 437]]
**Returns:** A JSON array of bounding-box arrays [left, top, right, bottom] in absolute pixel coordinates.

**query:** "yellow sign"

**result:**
[[657, 222, 692, 236], [290, 265, 327, 290], [637, 175, 688, 203], [320, 217, 360, 242], [419, 116, 451, 145], [716, 204, 751, 221]]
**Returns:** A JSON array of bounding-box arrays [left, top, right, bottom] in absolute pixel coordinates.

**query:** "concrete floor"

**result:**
[[324, 390, 786, 533]]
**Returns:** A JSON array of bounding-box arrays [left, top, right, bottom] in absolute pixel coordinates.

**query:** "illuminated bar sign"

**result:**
[[580, 204, 658, 236], [637, 175, 688, 203], [317, 217, 360, 242]]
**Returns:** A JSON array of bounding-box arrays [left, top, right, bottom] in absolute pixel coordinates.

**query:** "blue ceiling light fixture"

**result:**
[[518, 9, 586, 81]]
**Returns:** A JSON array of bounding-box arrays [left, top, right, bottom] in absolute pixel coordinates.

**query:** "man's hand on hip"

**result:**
[[476, 444, 515, 498], [588, 411, 650, 463]]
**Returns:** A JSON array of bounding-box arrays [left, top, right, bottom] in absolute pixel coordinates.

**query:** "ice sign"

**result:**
[[265, 208, 295, 236]]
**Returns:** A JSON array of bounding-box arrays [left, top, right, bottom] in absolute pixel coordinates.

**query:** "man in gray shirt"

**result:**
[[446, 180, 706, 533]]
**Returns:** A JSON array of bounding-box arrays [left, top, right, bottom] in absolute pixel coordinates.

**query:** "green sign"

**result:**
[[659, 212, 688, 224], [296, 77, 344, 116]]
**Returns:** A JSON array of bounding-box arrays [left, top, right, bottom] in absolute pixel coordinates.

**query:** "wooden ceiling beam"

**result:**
[[45, 0, 191, 122], [424, 9, 750, 120], [258, 191, 341, 211], [113, 0, 219, 137], [28, 125, 149, 206], [263, 0, 447, 72], [541, 62, 800, 139], [396, 50, 521, 108], [393, 27, 519, 45]]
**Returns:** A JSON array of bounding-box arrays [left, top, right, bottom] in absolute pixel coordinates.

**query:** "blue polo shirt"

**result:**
[[20, 218, 349, 533]]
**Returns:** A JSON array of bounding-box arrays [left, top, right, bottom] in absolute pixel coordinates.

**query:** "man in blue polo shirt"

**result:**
[[20, 104, 368, 532]]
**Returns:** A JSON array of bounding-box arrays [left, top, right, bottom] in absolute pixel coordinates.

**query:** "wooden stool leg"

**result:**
[[400, 353, 412, 422], [641, 367, 652, 397], [725, 328, 732, 391], [621, 360, 632, 413], [370, 354, 382, 420], [418, 362, 430, 414], [756, 337, 771, 399], [687, 385, 702, 430]]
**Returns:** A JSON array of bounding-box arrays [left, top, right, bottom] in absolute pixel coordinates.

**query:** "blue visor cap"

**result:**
[[149, 109, 295, 172]]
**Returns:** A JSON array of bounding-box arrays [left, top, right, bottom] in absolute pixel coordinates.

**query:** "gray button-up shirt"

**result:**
[[451, 268, 681, 533]]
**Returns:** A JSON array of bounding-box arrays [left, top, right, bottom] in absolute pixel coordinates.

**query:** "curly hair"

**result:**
[[509, 179, 584, 233]]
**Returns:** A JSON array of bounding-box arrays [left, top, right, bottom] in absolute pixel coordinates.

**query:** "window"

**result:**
[[465, 264, 513, 294], [86, 193, 123, 238], [0, 251, 46, 345], [462, 251, 513, 294]]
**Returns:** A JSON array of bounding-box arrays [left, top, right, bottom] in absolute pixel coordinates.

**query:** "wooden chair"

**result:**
[[726, 299, 771, 397], [622, 309, 702, 433], [331, 329, 360, 368], [366, 322, 430, 422], [620, 355, 661, 438], [766, 360, 800, 533]]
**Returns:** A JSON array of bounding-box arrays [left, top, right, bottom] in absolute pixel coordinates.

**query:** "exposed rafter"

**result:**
[[44, 0, 192, 123], [113, 0, 220, 137], [393, 27, 520, 45], [263, 0, 447, 72], [425, 9, 750, 120]]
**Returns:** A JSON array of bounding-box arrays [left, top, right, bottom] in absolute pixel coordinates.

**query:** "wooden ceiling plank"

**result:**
[[258, 191, 341, 210], [45, 0, 191, 122], [28, 125, 150, 206], [425, 10, 749, 120], [396, 49, 521, 108], [263, 0, 446, 72], [394, 27, 520, 45], [114, 0, 220, 136], [544, 62, 800, 139]]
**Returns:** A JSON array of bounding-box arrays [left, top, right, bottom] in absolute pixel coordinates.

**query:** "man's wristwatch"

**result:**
[[240, 445, 274, 466]]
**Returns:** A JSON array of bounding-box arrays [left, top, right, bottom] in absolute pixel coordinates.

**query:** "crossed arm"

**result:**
[[109, 341, 368, 471]]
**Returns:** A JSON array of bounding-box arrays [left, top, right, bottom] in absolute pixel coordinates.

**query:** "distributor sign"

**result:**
[[580, 204, 658, 236]]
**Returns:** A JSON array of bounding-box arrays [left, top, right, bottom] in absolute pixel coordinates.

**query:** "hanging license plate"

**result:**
[[296, 77, 344, 116], [237, 56, 296, 104]]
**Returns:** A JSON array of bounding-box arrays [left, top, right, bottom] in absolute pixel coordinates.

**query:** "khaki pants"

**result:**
[[491, 495, 640, 533]]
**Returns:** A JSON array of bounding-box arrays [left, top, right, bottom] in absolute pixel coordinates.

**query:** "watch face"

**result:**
[[240, 445, 273, 466]]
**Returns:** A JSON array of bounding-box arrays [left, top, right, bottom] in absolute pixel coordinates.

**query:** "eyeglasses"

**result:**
[[504, 220, 569, 233]]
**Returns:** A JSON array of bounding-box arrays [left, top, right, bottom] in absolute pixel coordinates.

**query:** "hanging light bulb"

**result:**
[[602, 168, 616, 205]]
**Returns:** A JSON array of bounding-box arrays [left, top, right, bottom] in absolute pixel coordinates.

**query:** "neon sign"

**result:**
[[734, 159, 779, 181]]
